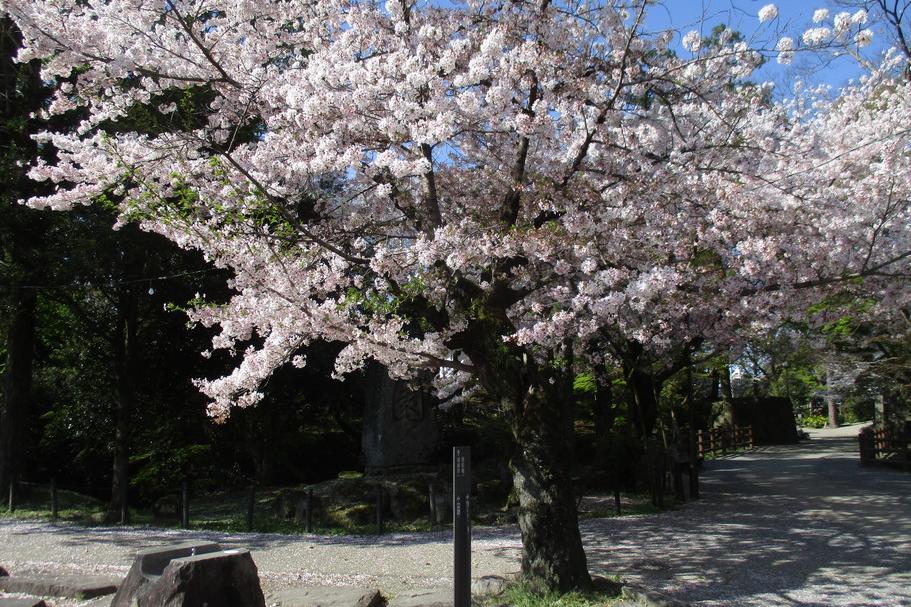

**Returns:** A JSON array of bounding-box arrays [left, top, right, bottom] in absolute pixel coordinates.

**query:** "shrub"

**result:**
[[801, 414, 828, 428]]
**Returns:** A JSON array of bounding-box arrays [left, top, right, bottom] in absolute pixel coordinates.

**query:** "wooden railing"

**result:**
[[859, 424, 911, 469], [697, 425, 754, 458]]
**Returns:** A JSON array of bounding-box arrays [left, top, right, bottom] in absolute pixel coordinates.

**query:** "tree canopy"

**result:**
[[4, 0, 911, 591]]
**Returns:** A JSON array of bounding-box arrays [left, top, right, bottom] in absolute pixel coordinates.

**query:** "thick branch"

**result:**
[[218, 151, 370, 265], [419, 143, 443, 235], [168, 5, 241, 88]]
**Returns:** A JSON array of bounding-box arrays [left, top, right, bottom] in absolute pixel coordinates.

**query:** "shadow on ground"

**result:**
[[581, 434, 911, 606]]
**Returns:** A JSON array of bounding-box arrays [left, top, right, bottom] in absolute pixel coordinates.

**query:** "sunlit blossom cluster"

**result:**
[[4, 0, 910, 416]]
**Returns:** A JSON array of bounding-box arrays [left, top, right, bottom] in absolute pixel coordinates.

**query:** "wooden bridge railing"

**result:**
[[859, 423, 911, 469], [697, 425, 754, 458]]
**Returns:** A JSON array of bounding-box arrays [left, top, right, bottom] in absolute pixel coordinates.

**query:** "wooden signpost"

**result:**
[[453, 446, 471, 607]]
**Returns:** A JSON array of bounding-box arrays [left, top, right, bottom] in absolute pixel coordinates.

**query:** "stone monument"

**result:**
[[362, 363, 439, 474]]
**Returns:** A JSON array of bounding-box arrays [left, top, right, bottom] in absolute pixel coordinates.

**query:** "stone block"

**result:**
[[0, 599, 50, 607], [387, 589, 450, 607], [266, 587, 383, 607], [0, 574, 118, 599]]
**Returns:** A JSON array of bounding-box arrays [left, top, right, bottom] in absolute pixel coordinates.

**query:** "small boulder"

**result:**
[[470, 576, 509, 598]]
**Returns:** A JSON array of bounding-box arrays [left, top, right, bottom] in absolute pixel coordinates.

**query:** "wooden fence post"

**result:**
[[428, 485, 437, 529], [246, 485, 256, 532], [181, 480, 190, 529], [50, 478, 58, 521], [375, 484, 384, 534], [904, 422, 911, 471], [306, 488, 313, 533], [858, 427, 873, 465], [673, 463, 685, 503], [119, 479, 129, 525], [688, 428, 700, 500]]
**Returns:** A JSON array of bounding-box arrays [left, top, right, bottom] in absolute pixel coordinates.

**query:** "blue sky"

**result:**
[[645, 1, 892, 93]]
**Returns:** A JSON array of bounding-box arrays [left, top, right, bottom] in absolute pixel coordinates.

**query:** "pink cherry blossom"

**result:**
[[2, 0, 908, 420]]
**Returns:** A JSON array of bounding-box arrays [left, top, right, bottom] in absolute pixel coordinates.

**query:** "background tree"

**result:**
[[0, 14, 54, 494]]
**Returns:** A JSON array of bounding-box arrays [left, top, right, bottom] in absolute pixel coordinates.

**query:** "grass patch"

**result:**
[[578, 493, 679, 520], [0, 482, 108, 524], [490, 581, 623, 607], [1, 480, 671, 537]]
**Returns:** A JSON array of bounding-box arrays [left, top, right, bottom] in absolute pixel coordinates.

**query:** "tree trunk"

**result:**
[[627, 368, 661, 438], [110, 282, 138, 520], [826, 365, 839, 428], [249, 418, 275, 486], [716, 364, 736, 426], [509, 378, 590, 592], [456, 317, 591, 592], [0, 286, 37, 493], [593, 366, 614, 442]]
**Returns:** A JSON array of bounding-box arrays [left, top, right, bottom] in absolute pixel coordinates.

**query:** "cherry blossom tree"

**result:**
[[4, 0, 911, 590]]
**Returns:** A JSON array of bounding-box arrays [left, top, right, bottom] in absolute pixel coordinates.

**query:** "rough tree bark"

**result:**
[[110, 271, 138, 520], [593, 364, 614, 442], [626, 367, 662, 439], [0, 286, 37, 493], [509, 378, 590, 591], [826, 364, 839, 429], [457, 316, 591, 592]]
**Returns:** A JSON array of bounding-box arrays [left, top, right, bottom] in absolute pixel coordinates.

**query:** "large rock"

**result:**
[[144, 549, 265, 607], [111, 541, 265, 607], [362, 363, 439, 474], [111, 541, 221, 607]]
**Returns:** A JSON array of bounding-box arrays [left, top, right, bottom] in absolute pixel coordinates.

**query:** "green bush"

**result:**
[[839, 407, 861, 425], [801, 414, 828, 428]]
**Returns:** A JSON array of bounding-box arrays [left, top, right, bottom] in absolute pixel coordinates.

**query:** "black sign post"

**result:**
[[453, 446, 471, 607]]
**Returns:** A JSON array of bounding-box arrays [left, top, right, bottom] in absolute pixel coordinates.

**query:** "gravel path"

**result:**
[[1, 424, 909, 606]]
